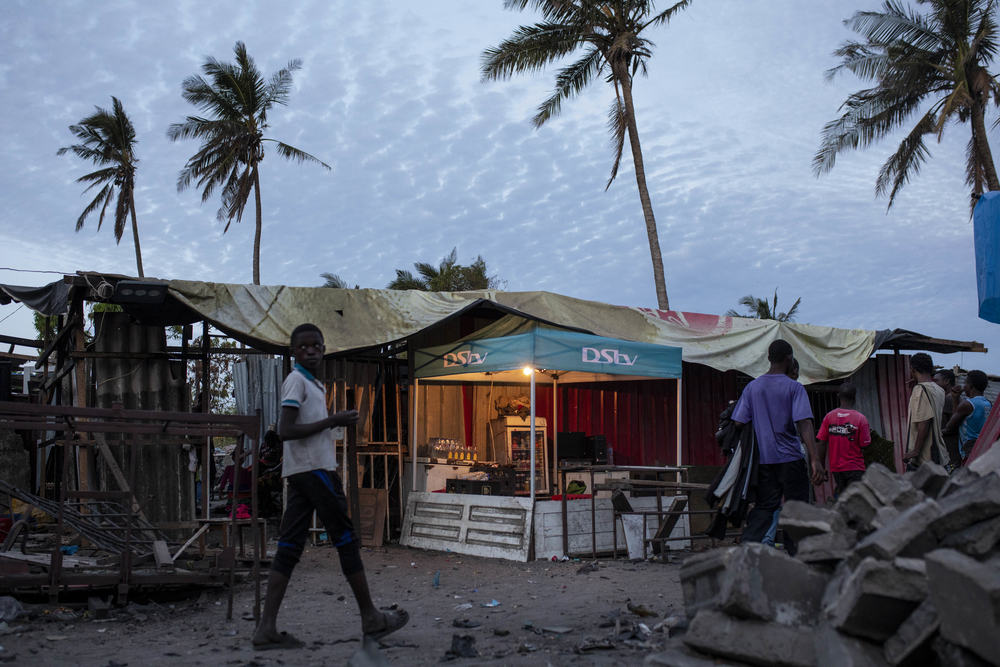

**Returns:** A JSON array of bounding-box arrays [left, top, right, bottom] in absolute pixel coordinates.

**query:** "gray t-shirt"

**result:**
[[280, 365, 339, 477]]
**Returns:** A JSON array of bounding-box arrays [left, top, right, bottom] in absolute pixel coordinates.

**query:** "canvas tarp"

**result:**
[[166, 280, 877, 384]]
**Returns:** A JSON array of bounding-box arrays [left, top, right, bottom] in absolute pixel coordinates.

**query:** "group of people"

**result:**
[[732, 342, 992, 555]]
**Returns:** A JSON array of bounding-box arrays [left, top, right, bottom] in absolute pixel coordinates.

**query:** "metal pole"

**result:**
[[552, 376, 559, 494], [411, 378, 419, 495], [676, 378, 683, 467], [251, 409, 261, 625], [529, 370, 536, 501]]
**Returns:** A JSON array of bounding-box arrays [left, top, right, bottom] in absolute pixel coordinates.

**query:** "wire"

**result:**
[[0, 304, 24, 325], [0, 267, 73, 275]]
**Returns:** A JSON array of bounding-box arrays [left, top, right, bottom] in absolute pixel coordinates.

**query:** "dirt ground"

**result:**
[[0, 542, 690, 667]]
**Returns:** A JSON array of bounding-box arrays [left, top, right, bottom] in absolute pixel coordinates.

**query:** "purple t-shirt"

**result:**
[[732, 374, 813, 464]]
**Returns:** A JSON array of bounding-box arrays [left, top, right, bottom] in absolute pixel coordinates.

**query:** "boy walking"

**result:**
[[817, 383, 871, 495], [251, 324, 408, 650]]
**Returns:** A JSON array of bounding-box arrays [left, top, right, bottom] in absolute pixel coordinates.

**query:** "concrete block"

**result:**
[[644, 646, 739, 666], [827, 557, 928, 642], [932, 636, 993, 667], [796, 528, 858, 564], [871, 506, 901, 531], [862, 464, 924, 510], [835, 482, 882, 531], [679, 547, 737, 619], [931, 472, 1000, 538], [854, 499, 942, 561], [717, 543, 830, 626], [925, 548, 1000, 666], [909, 461, 949, 497], [883, 597, 939, 667], [683, 609, 817, 667], [969, 443, 1000, 477], [938, 467, 980, 498], [941, 515, 1000, 558], [779, 501, 848, 543], [815, 624, 889, 667]]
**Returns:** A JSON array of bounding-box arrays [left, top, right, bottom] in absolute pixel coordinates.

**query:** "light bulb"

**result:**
[[522, 367, 532, 375]]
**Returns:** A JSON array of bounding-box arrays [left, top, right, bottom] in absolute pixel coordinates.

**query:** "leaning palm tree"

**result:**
[[814, 0, 1000, 209], [481, 0, 693, 311], [726, 291, 801, 322], [57, 96, 144, 277], [167, 42, 330, 284]]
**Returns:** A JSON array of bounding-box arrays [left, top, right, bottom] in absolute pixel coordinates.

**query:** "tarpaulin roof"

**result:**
[[413, 315, 683, 382], [0, 274, 986, 384], [974, 191, 1000, 325]]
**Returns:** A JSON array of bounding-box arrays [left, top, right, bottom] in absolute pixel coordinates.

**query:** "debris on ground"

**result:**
[[660, 462, 1000, 667], [626, 602, 658, 618], [441, 634, 478, 661]]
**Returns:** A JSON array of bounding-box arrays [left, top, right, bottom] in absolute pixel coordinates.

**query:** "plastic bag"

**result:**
[[0, 597, 24, 621]]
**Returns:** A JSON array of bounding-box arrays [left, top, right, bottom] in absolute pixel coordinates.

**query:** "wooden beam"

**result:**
[[171, 524, 210, 562], [0, 334, 42, 348]]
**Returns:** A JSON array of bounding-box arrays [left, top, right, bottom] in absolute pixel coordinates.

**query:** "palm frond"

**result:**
[[266, 140, 332, 169], [605, 96, 627, 189], [876, 109, 936, 208]]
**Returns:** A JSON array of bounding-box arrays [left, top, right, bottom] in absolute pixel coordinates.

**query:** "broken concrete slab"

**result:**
[[853, 498, 942, 561], [968, 443, 1000, 477], [836, 482, 882, 531], [826, 557, 928, 642], [815, 623, 889, 667], [941, 515, 1000, 558], [717, 543, 830, 626], [780, 501, 849, 543], [925, 548, 1000, 666], [679, 547, 738, 619], [908, 461, 949, 497], [862, 464, 924, 511], [937, 466, 980, 498], [796, 528, 858, 564], [882, 597, 939, 667], [932, 636, 993, 667], [870, 506, 902, 532], [930, 472, 1000, 538], [683, 609, 817, 667], [644, 645, 740, 667]]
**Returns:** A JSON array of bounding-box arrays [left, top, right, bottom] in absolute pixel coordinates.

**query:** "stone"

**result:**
[[717, 543, 830, 626], [862, 464, 924, 511], [932, 636, 992, 667], [882, 597, 939, 667], [968, 443, 1000, 477], [679, 547, 737, 619], [937, 467, 980, 498], [930, 472, 1000, 538], [940, 515, 1000, 558], [870, 506, 901, 531], [683, 609, 817, 667], [779, 501, 849, 543], [853, 499, 942, 561], [835, 482, 882, 531], [826, 557, 928, 642], [925, 548, 1000, 666], [644, 646, 740, 667], [796, 528, 858, 564], [909, 461, 949, 497], [814, 624, 889, 667]]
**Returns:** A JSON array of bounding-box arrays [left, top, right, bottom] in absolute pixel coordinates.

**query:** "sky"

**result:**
[[0, 0, 997, 374]]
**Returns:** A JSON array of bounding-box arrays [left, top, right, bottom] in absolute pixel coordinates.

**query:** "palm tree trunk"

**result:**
[[129, 193, 144, 278], [972, 99, 1000, 192], [616, 65, 669, 311], [252, 166, 262, 285]]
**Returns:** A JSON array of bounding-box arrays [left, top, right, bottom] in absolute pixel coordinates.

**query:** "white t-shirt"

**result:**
[[280, 365, 339, 477]]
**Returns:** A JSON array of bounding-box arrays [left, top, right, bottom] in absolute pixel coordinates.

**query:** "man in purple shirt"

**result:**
[[732, 340, 824, 555]]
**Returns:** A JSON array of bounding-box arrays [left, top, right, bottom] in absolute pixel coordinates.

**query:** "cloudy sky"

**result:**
[[0, 0, 996, 373]]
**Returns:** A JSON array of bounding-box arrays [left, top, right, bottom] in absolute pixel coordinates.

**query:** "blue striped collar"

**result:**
[[294, 363, 317, 381]]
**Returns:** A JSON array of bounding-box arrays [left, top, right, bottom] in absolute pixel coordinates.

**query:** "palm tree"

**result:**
[[387, 248, 501, 291], [167, 42, 330, 285], [319, 273, 360, 289], [481, 1, 693, 311], [726, 291, 801, 322], [57, 97, 144, 277], [814, 0, 1000, 209]]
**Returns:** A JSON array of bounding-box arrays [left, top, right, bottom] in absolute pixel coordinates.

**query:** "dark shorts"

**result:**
[[832, 470, 865, 496], [271, 469, 362, 578]]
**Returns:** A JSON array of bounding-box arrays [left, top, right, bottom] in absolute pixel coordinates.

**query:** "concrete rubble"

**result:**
[[654, 462, 1000, 667]]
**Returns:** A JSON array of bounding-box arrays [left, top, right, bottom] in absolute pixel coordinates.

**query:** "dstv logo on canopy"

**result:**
[[582, 347, 638, 366], [443, 351, 489, 367]]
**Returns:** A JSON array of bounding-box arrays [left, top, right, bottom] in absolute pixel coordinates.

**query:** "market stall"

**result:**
[[407, 316, 683, 501]]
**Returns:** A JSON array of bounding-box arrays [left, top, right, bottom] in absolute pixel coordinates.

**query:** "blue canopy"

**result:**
[[413, 316, 682, 381], [975, 192, 1000, 325]]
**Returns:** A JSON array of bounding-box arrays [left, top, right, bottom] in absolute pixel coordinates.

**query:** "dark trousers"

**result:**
[[833, 470, 865, 496], [742, 458, 810, 556]]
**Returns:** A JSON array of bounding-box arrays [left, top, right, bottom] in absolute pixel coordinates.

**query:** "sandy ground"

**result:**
[[0, 542, 690, 666]]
